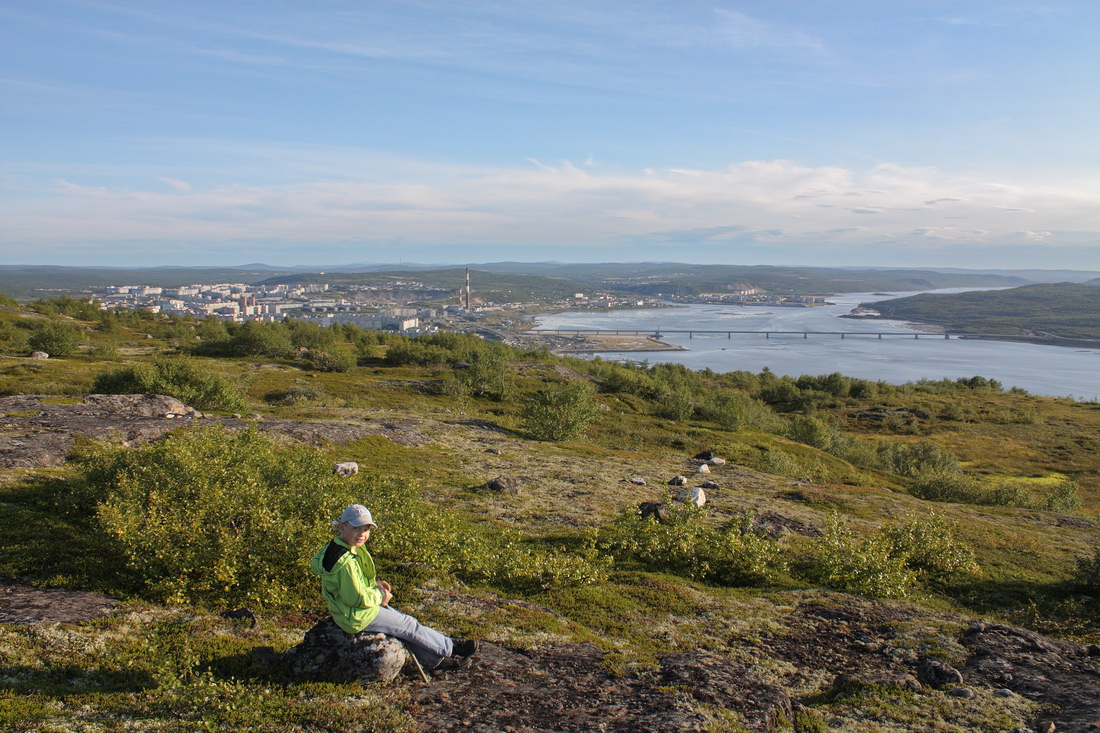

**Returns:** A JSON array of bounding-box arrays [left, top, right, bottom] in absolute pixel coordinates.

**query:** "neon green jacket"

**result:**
[[309, 537, 385, 634]]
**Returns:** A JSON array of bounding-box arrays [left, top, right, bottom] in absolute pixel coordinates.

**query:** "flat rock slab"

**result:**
[[411, 642, 711, 732], [0, 394, 427, 468], [0, 578, 119, 625]]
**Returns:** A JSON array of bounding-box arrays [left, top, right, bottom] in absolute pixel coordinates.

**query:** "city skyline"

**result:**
[[1, 1, 1098, 269]]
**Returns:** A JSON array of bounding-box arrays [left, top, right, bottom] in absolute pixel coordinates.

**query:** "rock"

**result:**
[[629, 477, 646, 486], [947, 686, 975, 699], [994, 688, 1016, 698], [695, 464, 711, 474], [231, 413, 242, 419], [639, 501, 669, 522], [834, 672, 922, 693], [221, 608, 259, 629], [706, 457, 726, 466], [693, 450, 715, 460], [485, 476, 520, 494], [1086, 644, 1100, 657], [668, 475, 688, 486], [677, 487, 706, 507], [916, 658, 964, 688], [485, 448, 502, 455], [699, 480, 719, 490], [333, 461, 359, 477], [281, 617, 408, 684], [29, 351, 49, 359], [248, 413, 263, 420]]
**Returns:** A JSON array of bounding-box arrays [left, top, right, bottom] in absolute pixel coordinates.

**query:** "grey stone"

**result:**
[[668, 475, 688, 487], [629, 477, 647, 486], [994, 688, 1016, 698], [639, 501, 669, 522], [706, 457, 727, 466], [29, 351, 49, 359], [281, 617, 408, 684], [677, 487, 706, 507], [699, 480, 719, 490], [695, 464, 711, 474], [947, 686, 975, 699], [916, 658, 964, 688], [485, 476, 520, 494]]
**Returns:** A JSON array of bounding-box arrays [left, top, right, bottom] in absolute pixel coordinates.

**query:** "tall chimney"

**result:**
[[465, 268, 471, 310]]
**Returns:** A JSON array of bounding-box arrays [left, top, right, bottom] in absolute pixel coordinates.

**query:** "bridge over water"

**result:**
[[530, 329, 954, 339]]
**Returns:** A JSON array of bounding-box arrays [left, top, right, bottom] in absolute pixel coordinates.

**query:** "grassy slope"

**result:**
[[1, 309, 1098, 731]]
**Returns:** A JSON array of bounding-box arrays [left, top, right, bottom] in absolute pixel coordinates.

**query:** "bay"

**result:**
[[532, 290, 1100, 401]]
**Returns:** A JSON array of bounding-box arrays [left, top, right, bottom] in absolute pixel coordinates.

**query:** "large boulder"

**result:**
[[639, 501, 670, 522], [281, 617, 409, 684], [677, 487, 707, 507]]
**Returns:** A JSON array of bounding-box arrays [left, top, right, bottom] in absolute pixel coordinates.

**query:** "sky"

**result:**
[[1, 0, 1098, 269]]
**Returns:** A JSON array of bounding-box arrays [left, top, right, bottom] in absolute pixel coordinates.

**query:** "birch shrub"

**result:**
[[597, 505, 788, 586], [79, 427, 359, 609]]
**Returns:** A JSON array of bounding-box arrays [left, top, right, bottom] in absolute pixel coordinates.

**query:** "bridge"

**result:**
[[530, 329, 952, 339]]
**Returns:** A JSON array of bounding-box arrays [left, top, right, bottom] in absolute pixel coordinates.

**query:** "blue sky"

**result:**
[[1, 0, 1097, 269]]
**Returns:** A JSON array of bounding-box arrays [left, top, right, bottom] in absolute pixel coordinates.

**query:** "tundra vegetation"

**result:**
[[0, 297, 1097, 731]]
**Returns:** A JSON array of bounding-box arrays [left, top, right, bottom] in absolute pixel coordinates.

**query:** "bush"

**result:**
[[808, 514, 980, 598], [1074, 545, 1100, 592], [879, 512, 980, 581], [597, 506, 788, 586], [699, 389, 781, 433], [521, 380, 601, 441], [28, 321, 81, 356], [876, 441, 961, 478], [308, 348, 357, 373], [92, 357, 245, 411], [78, 427, 362, 608], [910, 471, 1080, 511]]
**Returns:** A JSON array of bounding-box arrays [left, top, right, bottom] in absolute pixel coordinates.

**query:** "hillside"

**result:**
[[0, 302, 1098, 732], [864, 283, 1100, 341], [258, 268, 594, 302]]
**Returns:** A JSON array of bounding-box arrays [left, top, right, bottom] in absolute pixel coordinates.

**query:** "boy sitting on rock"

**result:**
[[310, 504, 480, 673]]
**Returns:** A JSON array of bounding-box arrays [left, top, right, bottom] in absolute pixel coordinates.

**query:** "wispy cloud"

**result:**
[[4, 156, 1096, 266]]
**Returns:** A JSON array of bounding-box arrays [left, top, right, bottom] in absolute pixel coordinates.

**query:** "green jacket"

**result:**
[[310, 537, 385, 634]]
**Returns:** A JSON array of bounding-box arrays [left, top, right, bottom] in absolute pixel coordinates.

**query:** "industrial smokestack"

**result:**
[[465, 267, 471, 310]]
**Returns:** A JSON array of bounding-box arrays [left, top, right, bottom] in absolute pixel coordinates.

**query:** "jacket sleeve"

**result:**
[[333, 559, 384, 611]]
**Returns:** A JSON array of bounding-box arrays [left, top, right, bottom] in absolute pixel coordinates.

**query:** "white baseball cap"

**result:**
[[333, 504, 377, 528]]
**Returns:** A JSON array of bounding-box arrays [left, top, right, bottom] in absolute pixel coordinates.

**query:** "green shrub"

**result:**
[[879, 512, 980, 581], [911, 471, 1080, 511], [808, 514, 980, 598], [308, 348, 356, 373], [1073, 545, 1100, 592], [787, 415, 845, 452], [598, 506, 788, 586], [454, 349, 513, 401], [92, 357, 245, 411], [27, 321, 81, 356], [699, 389, 782, 433], [876, 441, 961, 478], [0, 320, 29, 354], [78, 427, 361, 609], [88, 342, 120, 360], [521, 380, 601, 441]]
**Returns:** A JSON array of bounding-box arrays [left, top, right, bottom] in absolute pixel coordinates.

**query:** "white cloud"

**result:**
[[4, 158, 1097, 264], [159, 177, 192, 192]]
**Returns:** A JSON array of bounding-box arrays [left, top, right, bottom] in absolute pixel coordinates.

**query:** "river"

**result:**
[[532, 290, 1100, 401]]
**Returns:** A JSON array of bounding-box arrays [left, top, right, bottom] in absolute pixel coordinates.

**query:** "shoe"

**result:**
[[432, 655, 474, 674], [451, 638, 481, 657]]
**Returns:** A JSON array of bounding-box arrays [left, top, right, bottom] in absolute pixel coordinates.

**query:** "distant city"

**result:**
[[92, 277, 668, 336]]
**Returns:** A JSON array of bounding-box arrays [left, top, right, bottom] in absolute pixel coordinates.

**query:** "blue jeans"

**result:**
[[364, 606, 453, 669]]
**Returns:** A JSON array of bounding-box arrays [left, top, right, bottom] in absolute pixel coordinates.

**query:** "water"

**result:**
[[533, 290, 1100, 400]]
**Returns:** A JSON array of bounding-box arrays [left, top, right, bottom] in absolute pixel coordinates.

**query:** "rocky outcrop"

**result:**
[[0, 394, 428, 468], [280, 617, 410, 684]]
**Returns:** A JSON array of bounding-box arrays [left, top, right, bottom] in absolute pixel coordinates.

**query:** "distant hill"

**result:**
[[865, 283, 1100, 341], [0, 262, 1059, 301], [0, 265, 293, 300], [258, 268, 591, 302]]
